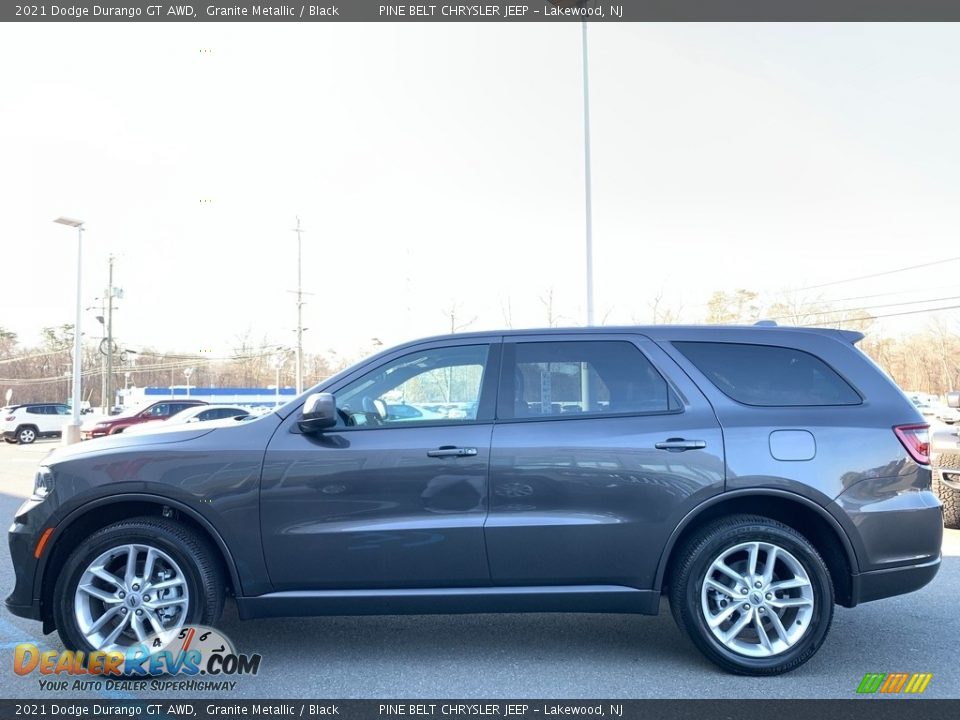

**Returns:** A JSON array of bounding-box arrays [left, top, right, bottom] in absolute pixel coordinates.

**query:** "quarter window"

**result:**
[[334, 345, 490, 427], [672, 341, 861, 406], [501, 341, 680, 419]]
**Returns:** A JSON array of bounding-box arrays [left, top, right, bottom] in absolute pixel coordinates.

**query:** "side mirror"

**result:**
[[948, 391, 960, 409], [299, 393, 338, 433]]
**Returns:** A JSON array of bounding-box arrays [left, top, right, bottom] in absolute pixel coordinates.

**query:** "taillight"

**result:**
[[3, 416, 13, 422], [894, 424, 930, 465]]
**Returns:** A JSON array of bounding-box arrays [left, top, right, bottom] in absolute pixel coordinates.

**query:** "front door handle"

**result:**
[[427, 446, 478, 458], [655, 438, 706, 452]]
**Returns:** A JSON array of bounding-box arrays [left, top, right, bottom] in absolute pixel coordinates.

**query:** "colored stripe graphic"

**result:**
[[857, 673, 886, 694], [858, 672, 932, 694], [904, 674, 933, 694], [880, 673, 909, 693]]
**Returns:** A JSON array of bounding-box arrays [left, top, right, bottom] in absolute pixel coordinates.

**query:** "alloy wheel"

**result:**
[[700, 541, 814, 658], [73, 543, 190, 651]]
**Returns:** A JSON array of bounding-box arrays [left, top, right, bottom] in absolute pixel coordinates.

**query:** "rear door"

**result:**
[[485, 334, 725, 590]]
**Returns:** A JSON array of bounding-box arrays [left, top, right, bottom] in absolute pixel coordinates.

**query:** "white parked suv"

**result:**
[[1, 403, 72, 444]]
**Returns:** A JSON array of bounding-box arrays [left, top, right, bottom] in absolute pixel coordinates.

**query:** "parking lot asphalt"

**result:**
[[0, 438, 957, 700]]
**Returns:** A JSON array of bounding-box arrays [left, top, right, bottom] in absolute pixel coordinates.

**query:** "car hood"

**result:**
[[42, 426, 218, 465]]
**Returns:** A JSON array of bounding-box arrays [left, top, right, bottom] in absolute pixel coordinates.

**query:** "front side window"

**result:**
[[673, 341, 862, 406], [147, 403, 171, 417], [501, 340, 680, 419], [334, 344, 490, 428]]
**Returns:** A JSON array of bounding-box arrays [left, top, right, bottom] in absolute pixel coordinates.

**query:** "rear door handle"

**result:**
[[427, 446, 478, 458], [655, 438, 706, 452]]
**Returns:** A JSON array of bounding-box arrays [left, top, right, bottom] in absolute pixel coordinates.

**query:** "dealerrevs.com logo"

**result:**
[[14, 626, 262, 692]]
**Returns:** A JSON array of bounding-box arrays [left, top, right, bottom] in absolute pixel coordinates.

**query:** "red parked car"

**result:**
[[80, 400, 207, 439]]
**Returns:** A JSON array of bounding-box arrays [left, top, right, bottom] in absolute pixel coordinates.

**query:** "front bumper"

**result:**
[[5, 496, 55, 623]]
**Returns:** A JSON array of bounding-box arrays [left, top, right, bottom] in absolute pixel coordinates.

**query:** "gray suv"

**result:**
[[6, 325, 943, 675]]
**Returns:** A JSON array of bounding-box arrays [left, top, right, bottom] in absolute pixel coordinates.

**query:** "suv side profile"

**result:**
[[1, 403, 72, 444], [6, 326, 943, 675], [79, 400, 208, 439]]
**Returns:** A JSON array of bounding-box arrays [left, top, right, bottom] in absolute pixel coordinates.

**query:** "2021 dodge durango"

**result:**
[[6, 325, 943, 675]]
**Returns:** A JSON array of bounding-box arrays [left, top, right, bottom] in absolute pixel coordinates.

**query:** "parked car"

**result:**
[[6, 325, 942, 675], [930, 391, 960, 529], [123, 405, 250, 435], [79, 400, 208, 439], [935, 404, 960, 425], [1, 403, 72, 444]]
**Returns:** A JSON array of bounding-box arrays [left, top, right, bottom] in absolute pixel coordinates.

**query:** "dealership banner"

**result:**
[[2, 700, 957, 719], [6, 0, 960, 22]]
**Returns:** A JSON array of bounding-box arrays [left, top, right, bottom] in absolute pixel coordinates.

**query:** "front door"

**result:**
[[260, 341, 499, 591]]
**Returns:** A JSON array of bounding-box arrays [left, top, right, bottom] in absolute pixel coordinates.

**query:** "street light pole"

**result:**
[[581, 19, 595, 327], [184, 367, 194, 397], [55, 217, 85, 444]]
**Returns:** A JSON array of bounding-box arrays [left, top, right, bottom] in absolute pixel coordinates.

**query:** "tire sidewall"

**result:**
[[683, 524, 833, 674], [54, 526, 208, 654]]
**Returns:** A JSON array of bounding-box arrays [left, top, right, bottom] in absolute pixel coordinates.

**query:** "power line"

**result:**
[[800, 303, 960, 327], [770, 294, 960, 321], [793, 255, 960, 292]]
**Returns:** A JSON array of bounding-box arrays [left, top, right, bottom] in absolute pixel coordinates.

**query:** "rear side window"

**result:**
[[673, 341, 861, 407], [501, 340, 681, 419]]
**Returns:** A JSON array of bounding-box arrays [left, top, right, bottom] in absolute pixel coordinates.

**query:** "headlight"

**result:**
[[33, 466, 54, 497]]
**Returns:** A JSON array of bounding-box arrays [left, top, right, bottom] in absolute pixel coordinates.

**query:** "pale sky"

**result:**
[[2, 22, 960, 362]]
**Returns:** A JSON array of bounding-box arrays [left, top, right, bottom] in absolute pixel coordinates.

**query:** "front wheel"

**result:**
[[669, 514, 834, 675], [53, 517, 225, 653]]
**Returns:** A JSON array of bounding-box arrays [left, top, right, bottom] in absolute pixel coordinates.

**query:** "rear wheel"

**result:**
[[669, 514, 834, 675], [53, 517, 225, 653], [16, 426, 37, 444]]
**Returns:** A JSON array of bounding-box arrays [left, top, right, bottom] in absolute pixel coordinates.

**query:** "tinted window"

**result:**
[[147, 403, 171, 417], [673, 341, 861, 407], [26, 406, 47, 415], [502, 341, 680, 419], [56, 405, 71, 415], [335, 345, 489, 427]]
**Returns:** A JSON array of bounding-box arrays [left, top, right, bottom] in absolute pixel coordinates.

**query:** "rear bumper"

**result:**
[[850, 555, 941, 605]]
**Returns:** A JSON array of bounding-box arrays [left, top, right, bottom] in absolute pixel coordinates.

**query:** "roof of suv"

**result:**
[[396, 324, 865, 345], [4, 403, 69, 411]]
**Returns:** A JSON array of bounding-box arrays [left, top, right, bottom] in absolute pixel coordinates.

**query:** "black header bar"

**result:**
[[6, 0, 960, 22]]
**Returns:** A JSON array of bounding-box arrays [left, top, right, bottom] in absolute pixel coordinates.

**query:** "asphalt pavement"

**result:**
[[0, 438, 957, 700]]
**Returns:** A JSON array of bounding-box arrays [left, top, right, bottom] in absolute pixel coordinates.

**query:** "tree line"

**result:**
[[2, 288, 958, 405]]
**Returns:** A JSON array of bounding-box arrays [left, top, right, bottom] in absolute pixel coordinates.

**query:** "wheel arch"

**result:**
[[656, 489, 860, 608], [37, 493, 242, 627]]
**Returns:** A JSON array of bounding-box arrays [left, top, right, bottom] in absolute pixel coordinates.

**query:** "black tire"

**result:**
[[16, 426, 37, 444], [3, 438, 15, 444], [669, 514, 834, 676], [53, 516, 225, 653], [932, 465, 960, 530]]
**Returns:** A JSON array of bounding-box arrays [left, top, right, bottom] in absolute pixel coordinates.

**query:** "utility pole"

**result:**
[[293, 217, 305, 395], [105, 255, 115, 413]]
